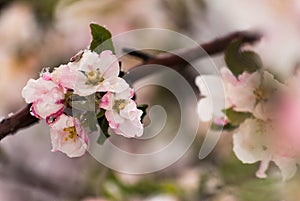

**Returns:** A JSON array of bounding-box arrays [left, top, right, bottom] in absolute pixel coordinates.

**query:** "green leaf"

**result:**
[[86, 112, 98, 132], [97, 132, 108, 145], [97, 116, 110, 144], [137, 104, 148, 122], [211, 122, 237, 131], [225, 39, 262, 77], [222, 108, 252, 126], [96, 109, 106, 118], [90, 23, 115, 54]]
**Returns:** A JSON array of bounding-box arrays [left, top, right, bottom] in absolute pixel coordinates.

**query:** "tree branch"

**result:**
[[0, 104, 39, 141], [0, 30, 261, 141], [126, 30, 261, 98], [123, 48, 154, 61], [127, 31, 261, 67]]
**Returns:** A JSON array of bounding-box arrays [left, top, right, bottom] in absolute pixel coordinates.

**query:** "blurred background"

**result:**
[[0, 0, 300, 200]]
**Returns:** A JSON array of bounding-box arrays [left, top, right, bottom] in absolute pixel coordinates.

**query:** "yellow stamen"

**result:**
[[63, 126, 78, 142], [85, 70, 104, 86], [113, 99, 128, 113], [254, 88, 268, 101]]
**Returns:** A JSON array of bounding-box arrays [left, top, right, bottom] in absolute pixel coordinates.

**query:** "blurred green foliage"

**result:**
[[102, 171, 186, 201]]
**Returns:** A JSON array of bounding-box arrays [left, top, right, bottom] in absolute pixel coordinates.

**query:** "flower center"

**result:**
[[254, 87, 269, 102], [63, 126, 78, 143], [113, 99, 127, 113], [254, 88, 264, 100], [254, 85, 276, 102], [84, 69, 104, 86]]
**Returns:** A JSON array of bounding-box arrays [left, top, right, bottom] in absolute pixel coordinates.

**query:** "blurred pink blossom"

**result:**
[[233, 119, 298, 180], [271, 75, 300, 157]]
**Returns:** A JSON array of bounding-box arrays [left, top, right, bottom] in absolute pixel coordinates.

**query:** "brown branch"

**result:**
[[123, 48, 154, 61], [128, 31, 261, 67], [0, 30, 261, 141], [126, 30, 261, 98], [0, 104, 39, 141]]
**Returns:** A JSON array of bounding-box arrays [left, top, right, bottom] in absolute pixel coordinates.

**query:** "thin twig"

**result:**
[[0, 30, 261, 141], [123, 48, 154, 61]]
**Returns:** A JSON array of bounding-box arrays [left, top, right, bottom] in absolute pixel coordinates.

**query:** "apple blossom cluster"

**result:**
[[197, 67, 300, 180], [21, 50, 144, 158]]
